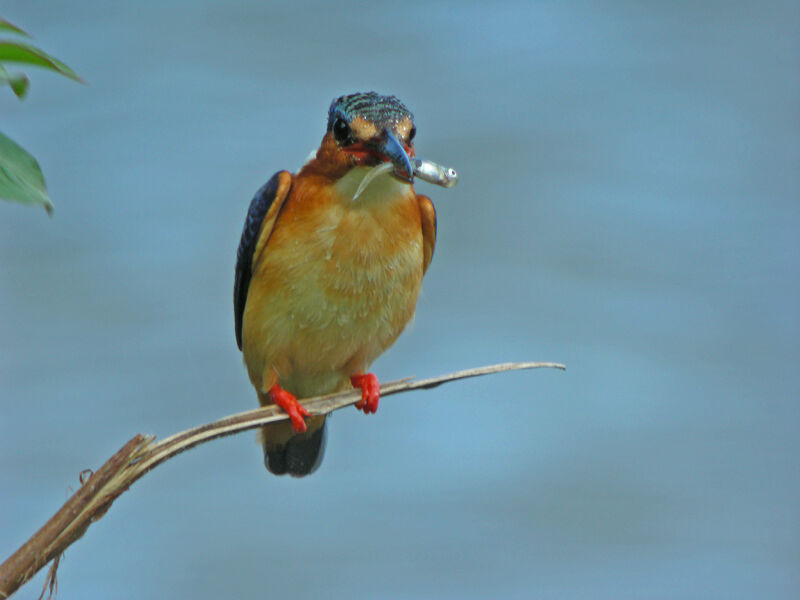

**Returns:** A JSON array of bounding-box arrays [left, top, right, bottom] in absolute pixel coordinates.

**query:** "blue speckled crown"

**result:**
[[327, 92, 414, 130]]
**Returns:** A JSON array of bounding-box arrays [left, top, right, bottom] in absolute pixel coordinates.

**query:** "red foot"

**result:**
[[351, 373, 380, 414], [268, 384, 310, 433]]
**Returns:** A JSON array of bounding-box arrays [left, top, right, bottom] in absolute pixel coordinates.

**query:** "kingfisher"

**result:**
[[234, 91, 447, 476]]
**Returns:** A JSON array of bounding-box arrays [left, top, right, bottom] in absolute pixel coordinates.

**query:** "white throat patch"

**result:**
[[334, 165, 410, 204]]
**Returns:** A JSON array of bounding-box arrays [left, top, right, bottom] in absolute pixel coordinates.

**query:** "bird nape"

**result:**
[[233, 91, 456, 476]]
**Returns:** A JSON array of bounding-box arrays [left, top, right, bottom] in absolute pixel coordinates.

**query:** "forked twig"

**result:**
[[0, 361, 564, 598]]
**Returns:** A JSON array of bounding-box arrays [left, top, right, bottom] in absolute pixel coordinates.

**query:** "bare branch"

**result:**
[[0, 361, 564, 598]]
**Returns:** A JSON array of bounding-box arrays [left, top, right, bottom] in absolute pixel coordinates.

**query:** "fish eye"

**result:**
[[408, 125, 416, 142], [332, 117, 351, 143]]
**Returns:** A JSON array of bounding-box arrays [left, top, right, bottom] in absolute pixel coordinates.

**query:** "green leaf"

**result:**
[[0, 40, 82, 82], [8, 71, 28, 97], [0, 18, 29, 37], [0, 130, 52, 214], [0, 64, 29, 98]]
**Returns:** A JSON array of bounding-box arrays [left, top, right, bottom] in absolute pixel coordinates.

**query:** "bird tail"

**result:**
[[260, 415, 327, 477]]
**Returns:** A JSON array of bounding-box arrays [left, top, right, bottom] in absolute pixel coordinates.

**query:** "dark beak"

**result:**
[[377, 129, 413, 182]]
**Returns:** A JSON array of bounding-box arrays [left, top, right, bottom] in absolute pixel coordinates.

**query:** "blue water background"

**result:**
[[1, 2, 798, 598]]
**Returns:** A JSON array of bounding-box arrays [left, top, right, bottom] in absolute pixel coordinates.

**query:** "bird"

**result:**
[[234, 91, 438, 476]]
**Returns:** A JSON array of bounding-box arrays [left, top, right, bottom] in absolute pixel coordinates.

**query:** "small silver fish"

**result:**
[[413, 159, 458, 188], [351, 158, 459, 201]]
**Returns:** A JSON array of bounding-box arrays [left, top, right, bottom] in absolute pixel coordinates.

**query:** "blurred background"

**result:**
[[1, 1, 798, 598]]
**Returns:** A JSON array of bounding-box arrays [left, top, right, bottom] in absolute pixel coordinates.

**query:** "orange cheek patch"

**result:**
[[348, 116, 378, 141], [393, 117, 413, 142]]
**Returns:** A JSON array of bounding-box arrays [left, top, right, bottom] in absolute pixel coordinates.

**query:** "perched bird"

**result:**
[[234, 92, 438, 476]]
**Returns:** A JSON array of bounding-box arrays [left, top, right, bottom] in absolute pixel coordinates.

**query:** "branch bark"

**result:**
[[0, 361, 564, 598]]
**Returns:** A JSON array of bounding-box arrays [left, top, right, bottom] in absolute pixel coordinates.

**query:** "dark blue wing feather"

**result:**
[[234, 172, 285, 350]]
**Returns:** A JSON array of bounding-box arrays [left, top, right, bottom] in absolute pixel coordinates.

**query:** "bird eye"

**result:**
[[332, 117, 351, 143], [408, 126, 416, 142]]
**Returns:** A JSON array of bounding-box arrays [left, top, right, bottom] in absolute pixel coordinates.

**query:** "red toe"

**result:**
[[350, 373, 380, 414], [268, 384, 310, 432]]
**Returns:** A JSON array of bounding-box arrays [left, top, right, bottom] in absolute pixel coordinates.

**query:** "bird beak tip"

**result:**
[[381, 129, 414, 183]]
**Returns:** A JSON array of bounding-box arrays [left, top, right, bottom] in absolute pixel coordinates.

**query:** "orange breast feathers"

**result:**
[[240, 166, 435, 402]]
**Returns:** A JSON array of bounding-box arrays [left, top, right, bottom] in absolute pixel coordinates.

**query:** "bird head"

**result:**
[[317, 91, 416, 182]]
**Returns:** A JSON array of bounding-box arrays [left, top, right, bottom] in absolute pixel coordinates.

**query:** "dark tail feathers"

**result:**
[[262, 416, 327, 477]]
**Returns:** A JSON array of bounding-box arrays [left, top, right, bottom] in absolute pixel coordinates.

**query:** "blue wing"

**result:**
[[234, 171, 292, 349]]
